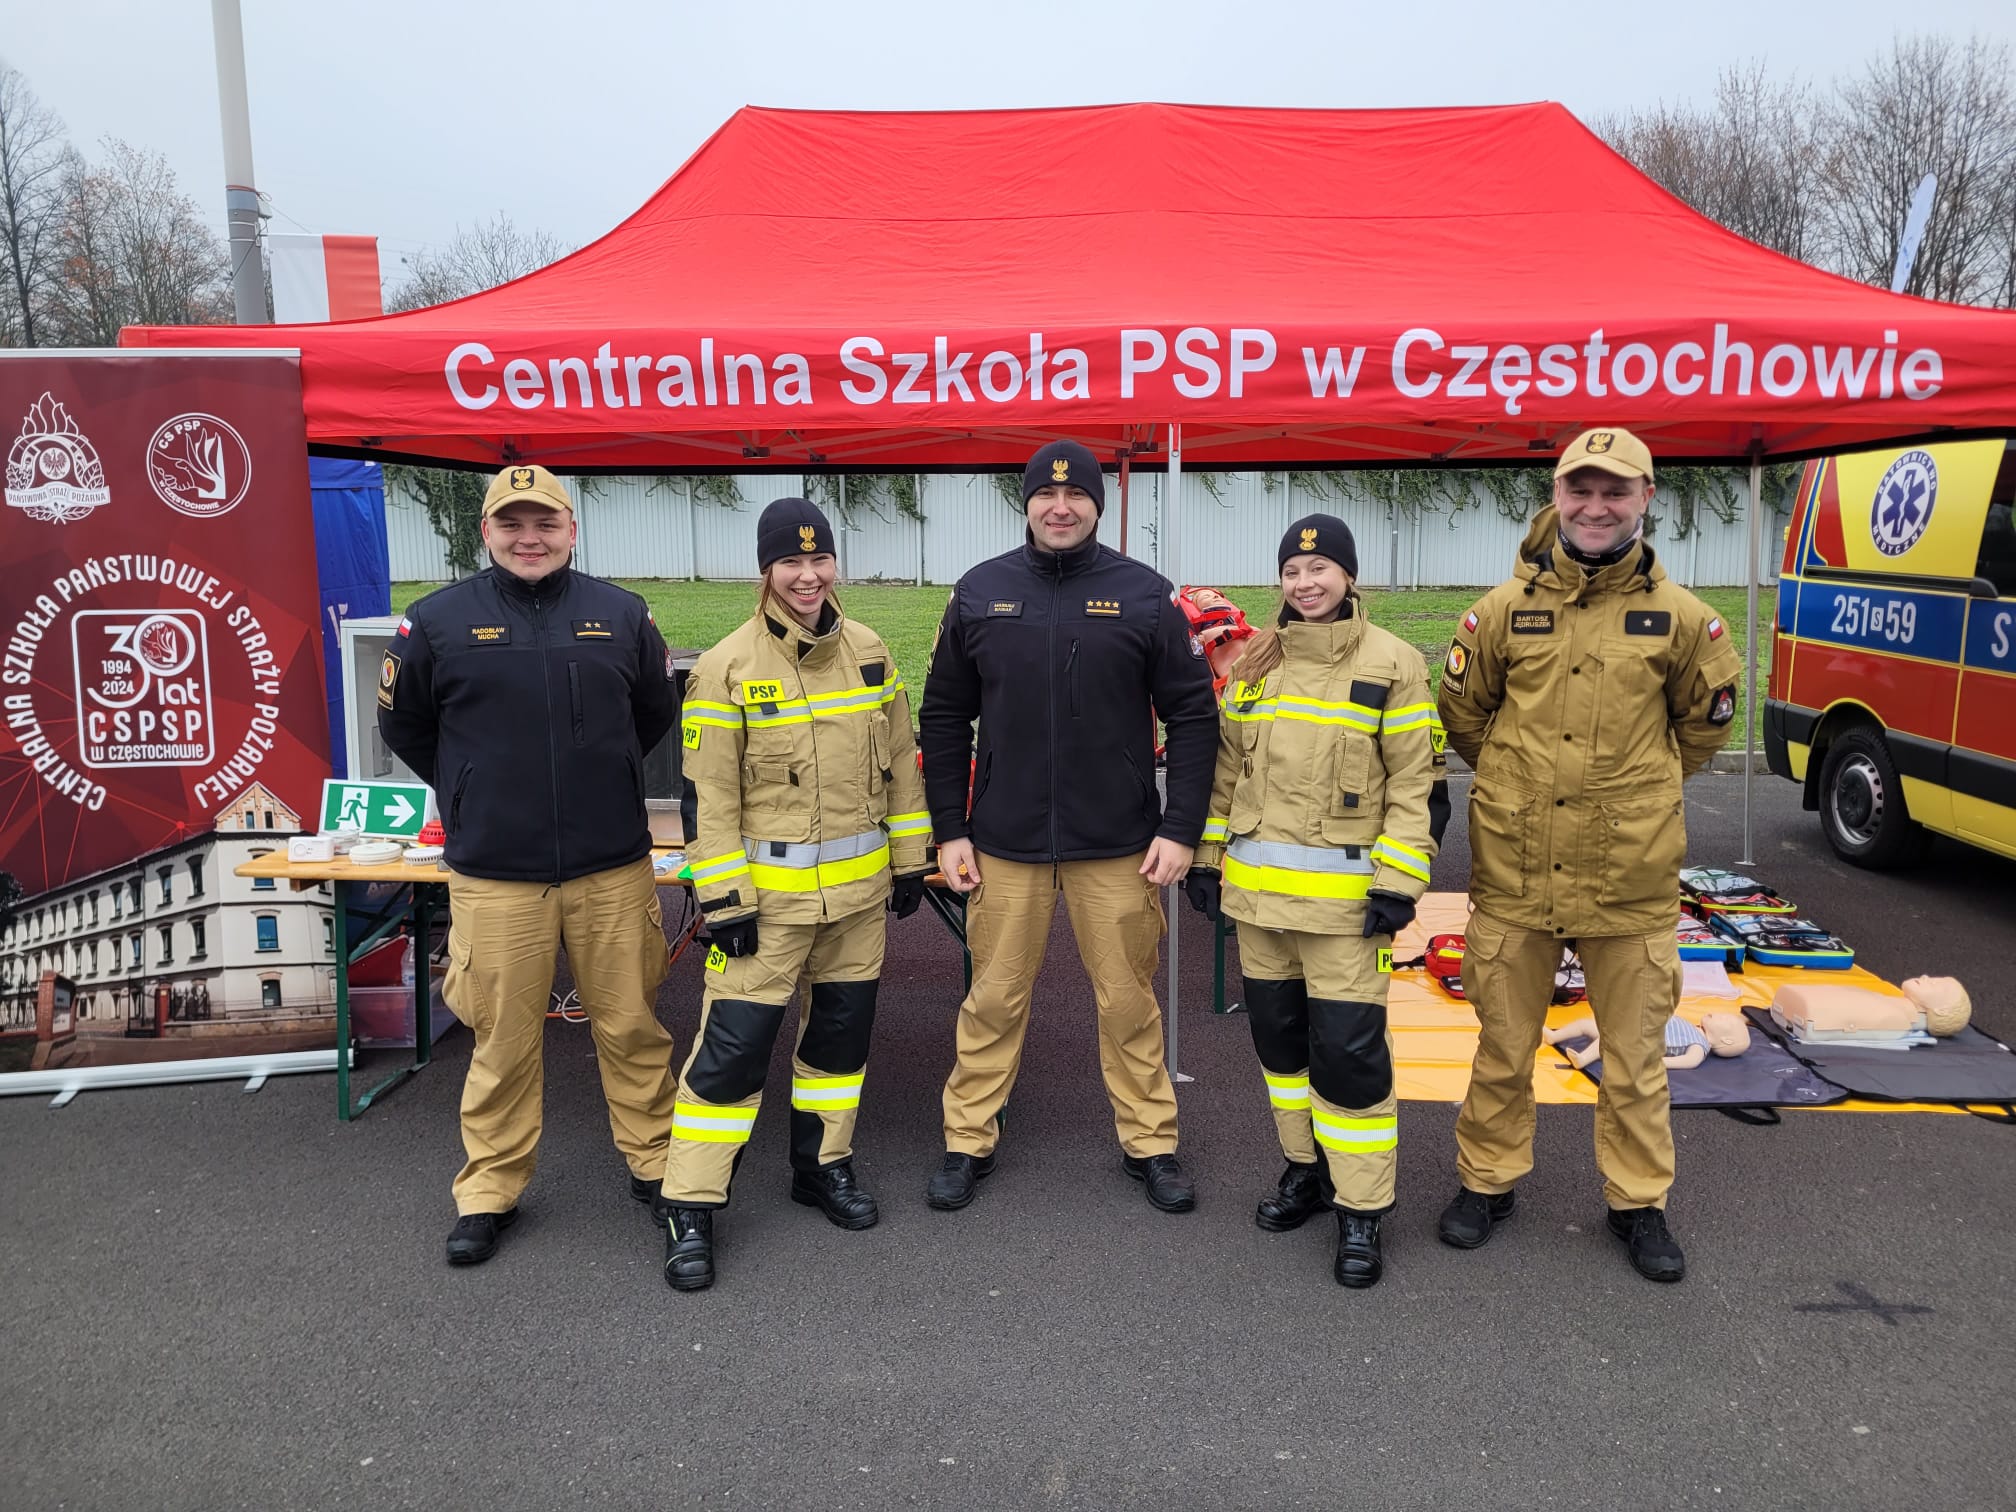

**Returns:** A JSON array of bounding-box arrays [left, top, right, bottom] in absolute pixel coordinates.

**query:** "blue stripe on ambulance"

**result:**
[[1789, 580, 1965, 661], [1962, 602, 2016, 675]]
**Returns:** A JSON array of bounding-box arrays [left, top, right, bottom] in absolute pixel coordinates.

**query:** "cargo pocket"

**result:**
[[1329, 732, 1375, 816], [1228, 722, 1267, 833], [1597, 795, 1685, 908], [740, 760, 813, 842], [1458, 908, 1505, 1011], [1467, 792, 1532, 899], [867, 710, 892, 798], [643, 889, 669, 992], [443, 928, 491, 1037]]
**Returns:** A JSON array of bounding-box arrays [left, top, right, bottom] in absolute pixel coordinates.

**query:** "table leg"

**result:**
[[412, 889, 433, 1069], [334, 882, 354, 1121], [1212, 914, 1243, 1015]]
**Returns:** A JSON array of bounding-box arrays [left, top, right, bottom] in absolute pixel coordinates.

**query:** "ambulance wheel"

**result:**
[[1818, 728, 1929, 869]]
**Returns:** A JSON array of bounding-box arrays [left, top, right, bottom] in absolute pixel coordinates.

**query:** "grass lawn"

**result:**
[[392, 580, 1777, 748]]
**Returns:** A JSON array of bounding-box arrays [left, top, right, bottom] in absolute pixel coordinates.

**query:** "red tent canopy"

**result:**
[[124, 102, 2016, 471]]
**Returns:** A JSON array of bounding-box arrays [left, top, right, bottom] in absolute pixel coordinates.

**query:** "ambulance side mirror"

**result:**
[[1967, 576, 2000, 600]]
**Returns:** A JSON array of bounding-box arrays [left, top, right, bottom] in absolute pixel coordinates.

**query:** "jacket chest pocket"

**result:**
[[1227, 716, 1268, 833], [866, 709, 893, 801], [1321, 733, 1382, 845]]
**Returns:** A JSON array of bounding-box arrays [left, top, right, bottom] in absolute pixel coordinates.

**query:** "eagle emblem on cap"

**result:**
[[1051, 457, 1070, 483], [799, 524, 818, 549], [510, 466, 535, 490], [1586, 433, 1614, 454], [1299, 528, 1318, 551]]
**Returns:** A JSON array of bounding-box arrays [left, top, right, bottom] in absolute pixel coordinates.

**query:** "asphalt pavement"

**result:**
[[4, 771, 2013, 1512]]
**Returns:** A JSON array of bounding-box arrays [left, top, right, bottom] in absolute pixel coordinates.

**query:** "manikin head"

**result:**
[[1902, 976, 1972, 1037], [1699, 1012, 1752, 1058]]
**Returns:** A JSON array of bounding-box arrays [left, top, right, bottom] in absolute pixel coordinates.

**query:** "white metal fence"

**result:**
[[387, 470, 1787, 588]]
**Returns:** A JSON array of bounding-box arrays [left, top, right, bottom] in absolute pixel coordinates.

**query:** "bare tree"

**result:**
[[1821, 34, 2016, 303], [1601, 62, 1824, 260], [40, 139, 230, 344], [384, 212, 569, 312], [0, 59, 73, 346]]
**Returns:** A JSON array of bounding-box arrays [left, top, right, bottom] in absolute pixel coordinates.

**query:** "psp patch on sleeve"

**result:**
[[682, 721, 702, 750], [376, 650, 401, 709], [1442, 640, 1468, 698], [1708, 686, 1736, 726]]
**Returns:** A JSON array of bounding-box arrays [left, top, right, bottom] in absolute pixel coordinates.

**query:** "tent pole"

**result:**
[[686, 477, 699, 581], [1742, 451, 1762, 867], [915, 472, 925, 585], [1165, 420, 1188, 1081], [1119, 451, 1132, 558]]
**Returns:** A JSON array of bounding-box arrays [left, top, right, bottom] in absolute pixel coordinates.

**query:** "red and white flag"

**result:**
[[270, 233, 383, 322]]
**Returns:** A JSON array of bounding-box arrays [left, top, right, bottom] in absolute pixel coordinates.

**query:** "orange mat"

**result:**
[[1378, 894, 1965, 1115]]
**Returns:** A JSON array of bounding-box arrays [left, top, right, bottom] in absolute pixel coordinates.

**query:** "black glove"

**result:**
[[1362, 890, 1417, 939], [888, 871, 927, 919], [1183, 868, 1223, 921], [707, 914, 760, 958]]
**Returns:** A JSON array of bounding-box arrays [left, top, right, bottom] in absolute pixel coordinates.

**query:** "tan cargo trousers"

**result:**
[[1235, 922, 1398, 1213], [442, 856, 677, 1215], [663, 903, 885, 1206], [1456, 907, 1681, 1210], [942, 851, 1179, 1159]]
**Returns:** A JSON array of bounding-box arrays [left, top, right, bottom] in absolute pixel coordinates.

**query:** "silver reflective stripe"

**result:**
[[742, 828, 888, 868], [1227, 837, 1375, 874]]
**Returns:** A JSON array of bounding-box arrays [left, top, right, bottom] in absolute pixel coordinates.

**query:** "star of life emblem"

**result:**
[[5, 391, 111, 523]]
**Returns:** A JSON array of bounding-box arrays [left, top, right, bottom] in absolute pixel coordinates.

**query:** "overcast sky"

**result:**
[[9, 0, 2014, 290]]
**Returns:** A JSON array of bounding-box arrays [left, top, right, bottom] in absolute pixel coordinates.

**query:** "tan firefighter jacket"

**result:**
[[1195, 607, 1448, 935], [1437, 506, 1745, 937], [681, 606, 930, 926]]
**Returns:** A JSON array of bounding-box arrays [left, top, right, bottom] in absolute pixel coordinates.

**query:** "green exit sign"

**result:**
[[318, 778, 430, 840]]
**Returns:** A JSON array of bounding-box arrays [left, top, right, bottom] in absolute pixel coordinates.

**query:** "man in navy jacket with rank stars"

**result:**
[[919, 440, 1219, 1214], [379, 463, 681, 1267]]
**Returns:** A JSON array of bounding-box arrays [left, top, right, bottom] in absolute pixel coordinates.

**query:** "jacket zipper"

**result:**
[[1067, 639, 1080, 719], [534, 593, 563, 881], [1047, 572, 1060, 858], [567, 662, 584, 746]]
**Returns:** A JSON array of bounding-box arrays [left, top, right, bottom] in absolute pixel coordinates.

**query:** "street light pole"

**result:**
[[211, 0, 266, 324]]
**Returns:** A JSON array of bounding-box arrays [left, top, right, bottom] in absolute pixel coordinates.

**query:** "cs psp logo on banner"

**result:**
[[71, 608, 215, 768], [147, 413, 253, 519]]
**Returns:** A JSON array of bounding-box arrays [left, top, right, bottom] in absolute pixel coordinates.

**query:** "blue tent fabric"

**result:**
[[309, 455, 390, 777]]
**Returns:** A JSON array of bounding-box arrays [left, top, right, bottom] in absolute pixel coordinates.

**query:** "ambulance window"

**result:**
[[1978, 502, 2016, 598]]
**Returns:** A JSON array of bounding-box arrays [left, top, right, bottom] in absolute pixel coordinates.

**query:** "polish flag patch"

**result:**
[[396, 615, 411, 638], [1462, 610, 1479, 634], [1707, 617, 1724, 640]]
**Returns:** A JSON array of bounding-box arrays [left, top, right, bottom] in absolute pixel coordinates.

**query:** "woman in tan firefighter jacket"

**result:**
[[1184, 515, 1448, 1289], [1433, 428, 1743, 1285], [660, 497, 932, 1292]]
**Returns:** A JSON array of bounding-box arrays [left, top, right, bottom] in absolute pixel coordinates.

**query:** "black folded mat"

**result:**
[[1742, 1007, 2016, 1109], [1556, 1033, 1845, 1112]]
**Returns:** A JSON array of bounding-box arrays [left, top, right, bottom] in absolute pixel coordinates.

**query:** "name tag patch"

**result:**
[[1624, 610, 1673, 637], [466, 624, 511, 645], [740, 678, 787, 704], [986, 600, 1023, 618], [572, 619, 613, 640], [1084, 598, 1121, 617], [1510, 610, 1555, 635]]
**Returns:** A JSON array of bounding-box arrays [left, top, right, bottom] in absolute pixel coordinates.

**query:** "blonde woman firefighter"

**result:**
[[662, 497, 931, 1291], [1184, 515, 1449, 1288]]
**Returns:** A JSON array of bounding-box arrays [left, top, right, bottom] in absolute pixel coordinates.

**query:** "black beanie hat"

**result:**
[[756, 496, 836, 571], [1279, 513, 1358, 578], [1022, 440, 1105, 514]]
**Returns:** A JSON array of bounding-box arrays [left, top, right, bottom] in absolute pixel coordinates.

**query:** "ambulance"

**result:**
[[1765, 437, 2016, 866]]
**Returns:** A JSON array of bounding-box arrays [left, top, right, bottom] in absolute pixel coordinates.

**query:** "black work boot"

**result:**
[[663, 1208, 715, 1292], [925, 1152, 996, 1211], [1255, 1160, 1327, 1232], [1607, 1206, 1686, 1283], [1334, 1210, 1384, 1288], [1437, 1186, 1516, 1249], [790, 1160, 880, 1230], [1122, 1153, 1197, 1213], [445, 1208, 518, 1266], [629, 1173, 672, 1222]]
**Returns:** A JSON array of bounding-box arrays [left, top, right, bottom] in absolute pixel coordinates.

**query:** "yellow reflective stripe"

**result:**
[[1201, 817, 1230, 843], [791, 1071, 866, 1110], [749, 842, 891, 893], [1223, 852, 1372, 901], [1223, 699, 1279, 723], [672, 1102, 758, 1143], [684, 699, 740, 716], [884, 811, 931, 836], [1263, 1071, 1310, 1109], [1311, 1111, 1397, 1151], [1381, 702, 1434, 733], [1371, 837, 1432, 882], [684, 712, 742, 730], [1275, 696, 1381, 732], [742, 703, 814, 726], [688, 851, 752, 883]]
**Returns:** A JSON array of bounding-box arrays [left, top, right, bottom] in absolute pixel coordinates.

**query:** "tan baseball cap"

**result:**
[[1554, 427, 1655, 483], [482, 463, 572, 517]]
